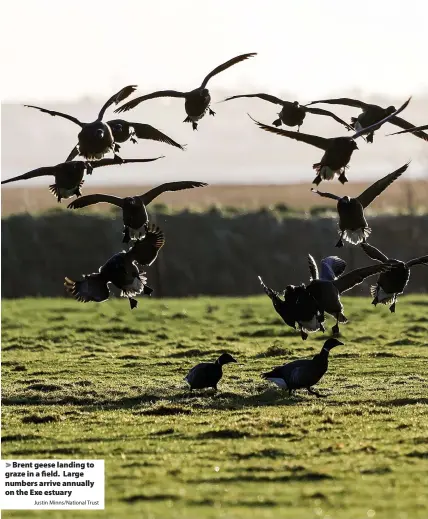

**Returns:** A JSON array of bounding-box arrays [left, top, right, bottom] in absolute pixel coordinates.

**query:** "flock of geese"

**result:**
[[3, 52, 428, 396]]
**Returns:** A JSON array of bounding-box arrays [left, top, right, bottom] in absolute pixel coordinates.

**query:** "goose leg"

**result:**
[[308, 387, 325, 398], [312, 175, 322, 186], [332, 321, 340, 335], [335, 234, 344, 248], [338, 172, 348, 184], [114, 143, 121, 152], [209, 108, 215, 116], [390, 297, 397, 313], [192, 121, 198, 130], [272, 117, 282, 127], [129, 298, 138, 310], [300, 329, 308, 341]]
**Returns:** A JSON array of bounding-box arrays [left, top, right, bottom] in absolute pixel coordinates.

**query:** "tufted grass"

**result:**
[[2, 296, 428, 519]]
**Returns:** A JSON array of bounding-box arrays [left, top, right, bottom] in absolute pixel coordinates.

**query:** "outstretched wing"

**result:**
[[115, 90, 187, 114], [67, 194, 124, 210], [249, 115, 329, 150], [222, 93, 284, 105], [334, 264, 391, 294], [304, 106, 354, 131], [139, 181, 208, 205], [24, 105, 83, 127], [131, 123, 185, 150], [307, 254, 319, 281], [65, 145, 80, 161], [64, 275, 110, 303], [351, 98, 412, 139], [406, 255, 428, 267], [1, 166, 56, 185], [131, 224, 165, 266], [360, 242, 389, 263], [386, 118, 428, 141], [200, 52, 257, 88], [89, 156, 165, 169], [310, 188, 341, 201], [357, 162, 409, 208], [97, 85, 138, 120], [306, 97, 370, 110], [388, 123, 428, 138], [320, 257, 347, 281]]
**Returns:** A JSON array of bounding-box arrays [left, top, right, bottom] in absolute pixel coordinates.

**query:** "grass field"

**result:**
[[2, 296, 428, 519], [2, 179, 428, 216]]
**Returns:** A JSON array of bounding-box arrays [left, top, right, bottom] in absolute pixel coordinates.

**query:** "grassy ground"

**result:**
[[2, 296, 428, 519]]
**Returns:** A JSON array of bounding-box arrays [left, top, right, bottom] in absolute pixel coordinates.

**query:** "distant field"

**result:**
[[2, 180, 428, 216], [2, 296, 428, 519]]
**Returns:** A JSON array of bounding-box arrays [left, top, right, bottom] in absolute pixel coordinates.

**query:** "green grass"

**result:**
[[2, 296, 428, 519]]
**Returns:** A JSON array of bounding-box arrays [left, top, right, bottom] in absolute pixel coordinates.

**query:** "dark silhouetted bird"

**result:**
[[306, 96, 424, 143], [115, 53, 257, 130], [306, 255, 391, 335], [258, 276, 325, 340], [65, 119, 185, 161], [387, 123, 428, 140], [261, 338, 343, 397], [64, 224, 165, 309], [25, 85, 137, 160], [249, 98, 410, 185], [311, 162, 409, 247], [361, 242, 428, 313], [67, 181, 207, 242], [184, 353, 237, 391], [222, 94, 353, 131], [1, 157, 162, 203]]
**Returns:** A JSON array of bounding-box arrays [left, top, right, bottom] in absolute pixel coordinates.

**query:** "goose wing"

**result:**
[[249, 115, 329, 150], [406, 255, 428, 267], [356, 162, 410, 208], [1, 166, 57, 185], [97, 85, 138, 120], [200, 52, 257, 88], [89, 157, 164, 169], [388, 123, 428, 139], [304, 106, 354, 130], [115, 90, 187, 114], [24, 105, 83, 127], [67, 194, 124, 210], [360, 243, 389, 263], [320, 257, 347, 281], [131, 123, 185, 150], [308, 254, 319, 281], [306, 97, 370, 110], [386, 118, 428, 141], [139, 181, 208, 205], [334, 264, 391, 294], [311, 188, 341, 201], [223, 93, 284, 105]]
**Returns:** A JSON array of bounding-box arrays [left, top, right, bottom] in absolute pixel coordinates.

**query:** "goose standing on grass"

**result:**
[[360, 243, 428, 313], [25, 86, 138, 160], [0, 157, 163, 203], [306, 96, 426, 143], [306, 255, 392, 335], [258, 276, 325, 341], [261, 338, 343, 397], [311, 162, 410, 247], [184, 353, 237, 391], [67, 181, 208, 243], [249, 97, 410, 185], [65, 119, 185, 161], [115, 53, 257, 130], [222, 94, 353, 131], [387, 123, 428, 140], [64, 224, 164, 310]]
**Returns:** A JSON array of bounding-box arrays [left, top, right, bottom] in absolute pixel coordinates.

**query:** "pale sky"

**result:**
[[1, 0, 428, 102], [1, 0, 428, 186]]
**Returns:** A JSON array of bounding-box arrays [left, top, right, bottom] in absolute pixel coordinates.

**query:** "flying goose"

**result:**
[[306, 96, 426, 143], [258, 277, 325, 341], [249, 97, 410, 185], [222, 94, 353, 131], [311, 162, 409, 247], [261, 338, 343, 397], [25, 85, 137, 160], [1, 157, 162, 203], [115, 53, 257, 130], [64, 224, 165, 309], [361, 242, 428, 312], [67, 181, 208, 242], [65, 118, 185, 161]]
